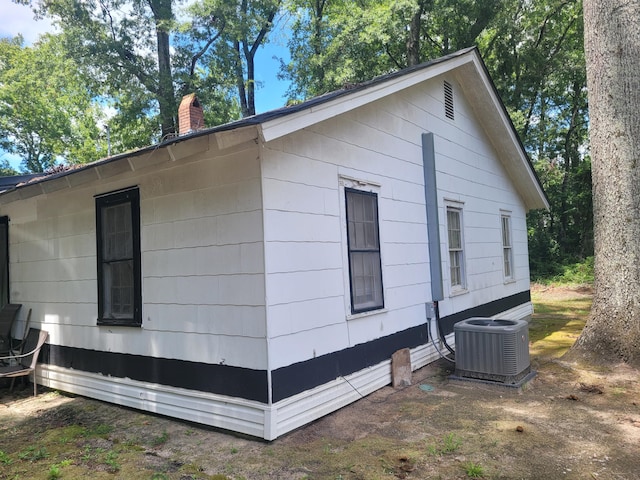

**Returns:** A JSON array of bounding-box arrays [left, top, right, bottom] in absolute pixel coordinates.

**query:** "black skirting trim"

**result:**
[[40, 344, 269, 403], [38, 290, 530, 405], [271, 323, 428, 403], [271, 289, 531, 402]]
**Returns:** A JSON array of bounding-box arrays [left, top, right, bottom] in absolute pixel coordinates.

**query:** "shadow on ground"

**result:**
[[1, 285, 639, 479]]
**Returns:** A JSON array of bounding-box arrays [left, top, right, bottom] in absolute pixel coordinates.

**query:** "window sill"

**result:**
[[97, 318, 142, 327], [503, 278, 517, 285], [347, 308, 387, 321], [449, 288, 468, 298]]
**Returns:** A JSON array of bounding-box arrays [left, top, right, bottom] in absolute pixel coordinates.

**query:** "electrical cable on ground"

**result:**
[[337, 304, 458, 404], [339, 369, 446, 405]]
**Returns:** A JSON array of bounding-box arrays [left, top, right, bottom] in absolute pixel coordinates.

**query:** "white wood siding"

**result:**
[[261, 89, 433, 370], [413, 76, 531, 319], [3, 140, 268, 370], [262, 76, 531, 370]]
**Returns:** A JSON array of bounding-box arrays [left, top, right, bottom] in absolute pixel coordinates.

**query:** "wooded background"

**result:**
[[1, 0, 591, 279]]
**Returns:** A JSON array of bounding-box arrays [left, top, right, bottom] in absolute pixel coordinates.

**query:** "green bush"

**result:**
[[532, 256, 593, 285]]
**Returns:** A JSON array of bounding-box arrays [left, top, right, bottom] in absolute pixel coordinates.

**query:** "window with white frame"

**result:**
[[96, 187, 142, 326], [345, 187, 384, 313], [446, 205, 466, 290], [501, 212, 514, 280]]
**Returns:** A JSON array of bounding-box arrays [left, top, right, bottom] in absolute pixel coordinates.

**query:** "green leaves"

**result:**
[[3, 0, 591, 271], [281, 0, 591, 275], [281, 0, 503, 100], [479, 0, 591, 274], [0, 34, 106, 172], [183, 0, 281, 116]]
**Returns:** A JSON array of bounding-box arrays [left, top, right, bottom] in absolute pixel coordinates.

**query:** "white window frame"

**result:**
[[501, 211, 514, 282], [446, 202, 466, 293]]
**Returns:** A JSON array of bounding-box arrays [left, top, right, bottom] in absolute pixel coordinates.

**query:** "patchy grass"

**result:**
[[0, 399, 206, 480], [530, 284, 592, 361], [463, 461, 485, 478], [4, 285, 638, 480], [427, 432, 462, 456]]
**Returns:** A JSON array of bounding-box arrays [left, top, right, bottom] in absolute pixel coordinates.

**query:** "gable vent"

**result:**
[[444, 80, 454, 120]]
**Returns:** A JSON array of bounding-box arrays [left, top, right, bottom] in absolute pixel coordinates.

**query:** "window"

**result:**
[[346, 188, 384, 313], [446, 206, 465, 290], [96, 188, 141, 326], [501, 213, 514, 280], [0, 216, 8, 308]]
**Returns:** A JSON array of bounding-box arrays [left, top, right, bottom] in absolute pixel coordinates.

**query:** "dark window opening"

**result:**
[[0, 216, 9, 308], [346, 188, 384, 314], [96, 188, 141, 326]]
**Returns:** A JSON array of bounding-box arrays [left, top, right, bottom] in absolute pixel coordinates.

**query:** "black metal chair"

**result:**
[[0, 304, 22, 356], [9, 308, 31, 355]]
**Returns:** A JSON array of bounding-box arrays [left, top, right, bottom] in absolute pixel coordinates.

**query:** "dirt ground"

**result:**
[[1, 285, 639, 479]]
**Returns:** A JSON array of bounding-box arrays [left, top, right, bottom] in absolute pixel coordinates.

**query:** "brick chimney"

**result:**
[[178, 93, 205, 135]]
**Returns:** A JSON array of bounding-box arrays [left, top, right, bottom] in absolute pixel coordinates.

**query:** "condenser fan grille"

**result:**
[[454, 317, 530, 384]]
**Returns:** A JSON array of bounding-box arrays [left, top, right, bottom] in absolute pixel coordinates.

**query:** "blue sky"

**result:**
[[0, 2, 291, 111], [0, 2, 291, 169]]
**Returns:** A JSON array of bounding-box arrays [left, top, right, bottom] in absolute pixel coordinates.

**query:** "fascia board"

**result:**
[[460, 56, 550, 211], [214, 125, 259, 150]]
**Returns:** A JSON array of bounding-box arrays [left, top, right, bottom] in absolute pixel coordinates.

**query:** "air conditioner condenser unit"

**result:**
[[454, 317, 531, 385]]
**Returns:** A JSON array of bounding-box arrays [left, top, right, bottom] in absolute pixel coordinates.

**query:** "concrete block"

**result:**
[[392, 347, 412, 388]]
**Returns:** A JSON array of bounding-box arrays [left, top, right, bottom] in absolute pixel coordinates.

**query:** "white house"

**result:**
[[0, 47, 547, 440]]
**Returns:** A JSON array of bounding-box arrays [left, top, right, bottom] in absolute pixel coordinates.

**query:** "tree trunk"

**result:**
[[236, 0, 278, 117], [234, 40, 250, 117], [571, 0, 640, 364], [244, 40, 256, 116], [311, 0, 326, 83], [157, 29, 176, 137], [149, 0, 176, 138], [406, 3, 423, 66]]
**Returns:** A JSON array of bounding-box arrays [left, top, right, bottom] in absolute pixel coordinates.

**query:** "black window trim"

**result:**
[[95, 187, 142, 327], [345, 187, 385, 315]]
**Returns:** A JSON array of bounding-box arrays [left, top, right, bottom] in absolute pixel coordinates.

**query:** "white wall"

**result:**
[[261, 89, 433, 371], [1, 73, 533, 384], [261, 74, 531, 371], [409, 75, 531, 319], [3, 138, 269, 370]]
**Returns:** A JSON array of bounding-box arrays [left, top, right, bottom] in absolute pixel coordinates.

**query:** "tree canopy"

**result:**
[[280, 0, 591, 275], [184, 0, 281, 117], [3, 0, 592, 279], [0, 34, 104, 172], [281, 0, 502, 100]]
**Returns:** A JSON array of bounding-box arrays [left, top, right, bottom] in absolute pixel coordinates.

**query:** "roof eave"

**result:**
[[0, 122, 265, 205], [259, 48, 478, 142], [456, 55, 550, 212], [0, 47, 548, 212]]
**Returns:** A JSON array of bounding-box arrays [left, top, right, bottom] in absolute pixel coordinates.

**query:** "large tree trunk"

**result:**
[[571, 0, 640, 364], [406, 3, 424, 66], [149, 0, 176, 137], [156, 28, 176, 137]]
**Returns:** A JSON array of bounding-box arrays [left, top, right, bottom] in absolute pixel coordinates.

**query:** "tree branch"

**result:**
[[190, 18, 225, 77]]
